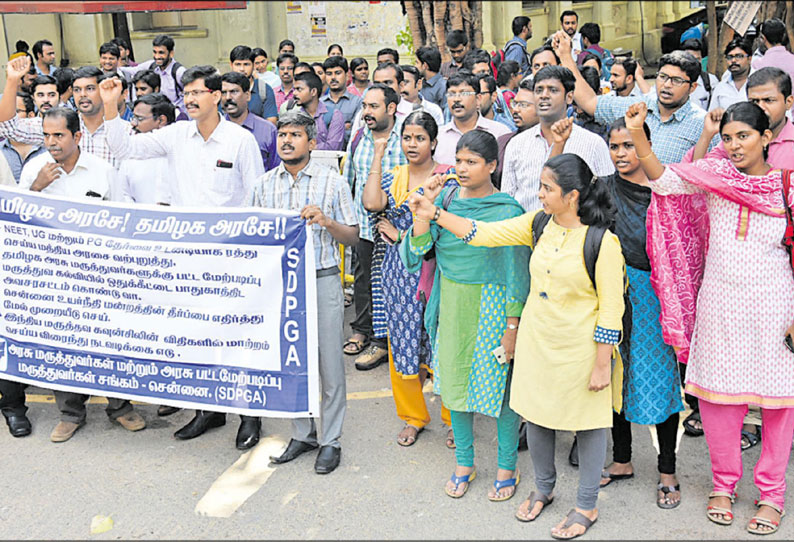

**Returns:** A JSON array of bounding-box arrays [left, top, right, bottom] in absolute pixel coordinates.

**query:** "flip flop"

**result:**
[[741, 429, 761, 451], [747, 500, 785, 535], [489, 471, 520, 502], [657, 482, 681, 509], [396, 424, 424, 447], [445, 469, 476, 498], [551, 509, 598, 540], [516, 491, 554, 522], [683, 410, 704, 437], [600, 470, 634, 488]]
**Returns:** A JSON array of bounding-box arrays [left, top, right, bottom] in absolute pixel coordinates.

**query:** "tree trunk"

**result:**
[[786, 1, 794, 53], [449, 0, 463, 31], [460, 0, 473, 43], [706, 1, 719, 76], [422, 1, 435, 47], [405, 1, 425, 50], [471, 0, 483, 48], [434, 0, 450, 63], [716, 21, 734, 76]]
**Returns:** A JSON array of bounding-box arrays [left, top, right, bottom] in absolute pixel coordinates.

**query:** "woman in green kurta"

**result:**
[[399, 131, 530, 501]]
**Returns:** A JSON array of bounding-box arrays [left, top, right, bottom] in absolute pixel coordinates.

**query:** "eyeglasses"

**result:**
[[131, 114, 155, 124], [512, 100, 534, 110], [725, 53, 749, 61], [656, 73, 691, 87], [183, 89, 213, 99], [447, 91, 476, 99]]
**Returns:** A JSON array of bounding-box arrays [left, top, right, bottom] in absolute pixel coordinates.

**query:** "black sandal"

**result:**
[[657, 481, 681, 509], [683, 410, 704, 437]]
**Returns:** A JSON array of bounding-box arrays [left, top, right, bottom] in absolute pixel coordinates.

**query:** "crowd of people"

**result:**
[[2, 8, 794, 539]]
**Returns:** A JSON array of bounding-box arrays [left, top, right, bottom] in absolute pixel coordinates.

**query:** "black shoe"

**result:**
[[270, 438, 318, 464], [518, 421, 528, 451], [5, 414, 31, 437], [157, 405, 180, 417], [174, 411, 225, 440], [236, 418, 261, 450], [569, 436, 579, 468], [314, 445, 341, 474]]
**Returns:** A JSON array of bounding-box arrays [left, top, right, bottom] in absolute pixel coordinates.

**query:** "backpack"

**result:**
[[170, 61, 184, 93], [582, 46, 614, 79], [493, 88, 517, 131], [491, 40, 528, 77]]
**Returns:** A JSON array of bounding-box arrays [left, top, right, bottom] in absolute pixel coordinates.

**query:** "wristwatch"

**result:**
[[507, 323, 518, 330]]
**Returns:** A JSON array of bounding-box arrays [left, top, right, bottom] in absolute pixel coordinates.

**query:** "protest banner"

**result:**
[[0, 187, 319, 417]]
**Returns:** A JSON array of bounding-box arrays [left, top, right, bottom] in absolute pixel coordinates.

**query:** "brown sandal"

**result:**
[[343, 336, 369, 355], [445, 427, 456, 449], [706, 491, 736, 526], [396, 424, 424, 447], [748, 500, 785, 535]]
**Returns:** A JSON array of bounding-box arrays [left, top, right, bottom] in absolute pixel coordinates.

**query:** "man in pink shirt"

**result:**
[[274, 53, 297, 109], [752, 19, 794, 89], [688, 67, 794, 168]]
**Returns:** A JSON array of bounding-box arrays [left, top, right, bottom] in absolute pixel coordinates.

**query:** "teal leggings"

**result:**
[[449, 373, 521, 470]]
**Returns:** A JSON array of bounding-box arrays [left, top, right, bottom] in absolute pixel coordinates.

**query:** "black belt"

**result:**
[[316, 266, 340, 278]]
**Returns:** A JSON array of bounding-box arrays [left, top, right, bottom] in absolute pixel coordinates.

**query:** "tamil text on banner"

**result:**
[[0, 187, 318, 417]]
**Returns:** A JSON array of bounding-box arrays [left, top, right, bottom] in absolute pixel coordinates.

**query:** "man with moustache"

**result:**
[[0, 59, 131, 169], [399, 65, 444, 127], [495, 77, 538, 188], [30, 75, 59, 115], [709, 37, 753, 111], [560, 10, 583, 61], [228, 45, 277, 124], [321, 55, 362, 146], [99, 42, 122, 76], [99, 67, 265, 448], [504, 16, 533, 76], [341, 84, 406, 370], [221, 71, 279, 171], [119, 35, 187, 113], [254, 109, 358, 474]]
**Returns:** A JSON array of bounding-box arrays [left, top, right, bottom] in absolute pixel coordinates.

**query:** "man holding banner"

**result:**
[[252, 110, 358, 474]]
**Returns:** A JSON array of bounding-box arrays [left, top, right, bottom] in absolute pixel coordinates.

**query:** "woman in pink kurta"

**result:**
[[626, 101, 794, 535]]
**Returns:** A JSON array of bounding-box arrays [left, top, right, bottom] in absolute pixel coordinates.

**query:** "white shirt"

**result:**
[[709, 75, 748, 111], [114, 156, 171, 204], [501, 123, 614, 212], [19, 150, 114, 199], [571, 32, 584, 62], [407, 98, 445, 128], [258, 71, 281, 90], [104, 115, 264, 208], [434, 114, 512, 166]]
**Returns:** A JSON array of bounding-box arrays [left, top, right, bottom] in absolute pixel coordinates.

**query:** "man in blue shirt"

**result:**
[[504, 16, 532, 76], [229, 45, 278, 124], [221, 72, 279, 171], [321, 55, 361, 147], [416, 46, 447, 111]]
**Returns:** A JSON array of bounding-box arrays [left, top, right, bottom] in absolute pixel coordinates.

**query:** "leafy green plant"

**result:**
[[395, 21, 414, 56]]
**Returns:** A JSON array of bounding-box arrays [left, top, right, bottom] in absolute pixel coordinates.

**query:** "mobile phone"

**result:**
[[492, 345, 508, 365], [786, 335, 794, 354]]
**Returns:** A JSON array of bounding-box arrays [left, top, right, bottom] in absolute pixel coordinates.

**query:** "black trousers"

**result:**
[[350, 238, 385, 347], [611, 409, 679, 475], [679, 362, 699, 411], [0, 379, 27, 417]]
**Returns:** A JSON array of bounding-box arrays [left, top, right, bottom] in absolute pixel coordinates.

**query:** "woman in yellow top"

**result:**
[[409, 153, 625, 540]]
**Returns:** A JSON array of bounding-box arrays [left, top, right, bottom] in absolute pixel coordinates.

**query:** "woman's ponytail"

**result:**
[[543, 154, 615, 228]]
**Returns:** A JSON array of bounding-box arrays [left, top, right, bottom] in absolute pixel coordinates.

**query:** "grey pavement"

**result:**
[[1, 305, 793, 539]]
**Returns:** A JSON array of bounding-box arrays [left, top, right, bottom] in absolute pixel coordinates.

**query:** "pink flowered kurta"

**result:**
[[650, 164, 794, 408]]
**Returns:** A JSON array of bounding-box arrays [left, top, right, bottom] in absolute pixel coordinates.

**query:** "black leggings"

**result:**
[[611, 410, 679, 475]]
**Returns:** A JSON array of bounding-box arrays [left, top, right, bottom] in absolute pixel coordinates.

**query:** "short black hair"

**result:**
[[31, 75, 58, 95], [373, 62, 404, 84], [400, 64, 421, 84], [377, 47, 400, 64], [73, 65, 102, 84], [512, 16, 530, 36], [530, 45, 560, 66], [447, 71, 479, 92], [327, 43, 343, 56], [496, 60, 520, 86], [446, 29, 468, 48], [277, 53, 298, 67], [32, 39, 53, 61], [278, 39, 295, 51], [761, 18, 787, 46], [658, 50, 701, 85], [560, 10, 578, 23], [365, 83, 399, 110], [52, 67, 74, 95], [416, 46, 442, 73], [747, 66, 792, 98], [580, 22, 601, 44], [230, 45, 253, 63], [519, 77, 535, 92], [16, 91, 35, 114], [99, 42, 120, 58], [533, 65, 576, 93], [310, 62, 325, 73], [152, 34, 175, 52], [609, 116, 651, 140], [110, 37, 130, 51], [43, 106, 80, 135], [251, 47, 268, 60], [98, 71, 128, 92], [323, 55, 349, 72], [221, 70, 250, 92], [613, 56, 637, 77], [132, 69, 160, 90], [462, 49, 492, 71], [477, 73, 497, 94], [680, 38, 704, 53], [295, 71, 323, 97], [350, 57, 368, 73], [134, 92, 176, 124], [181, 65, 222, 92], [724, 36, 753, 57]]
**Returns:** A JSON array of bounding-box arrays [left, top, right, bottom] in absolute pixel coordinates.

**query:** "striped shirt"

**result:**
[[249, 159, 358, 270], [594, 93, 719, 165], [501, 123, 614, 212], [342, 120, 407, 242], [0, 115, 131, 169]]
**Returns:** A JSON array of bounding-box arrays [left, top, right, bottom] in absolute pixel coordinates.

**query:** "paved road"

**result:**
[[2, 305, 792, 539]]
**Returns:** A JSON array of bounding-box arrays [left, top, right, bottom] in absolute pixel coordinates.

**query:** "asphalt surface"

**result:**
[[2, 304, 793, 540]]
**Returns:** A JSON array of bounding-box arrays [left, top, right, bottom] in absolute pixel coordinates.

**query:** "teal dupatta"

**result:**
[[398, 186, 530, 344]]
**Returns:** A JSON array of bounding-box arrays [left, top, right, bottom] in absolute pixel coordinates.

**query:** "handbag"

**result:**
[[781, 169, 794, 275]]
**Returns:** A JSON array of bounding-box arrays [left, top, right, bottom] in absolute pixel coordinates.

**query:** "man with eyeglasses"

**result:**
[[434, 71, 511, 165], [553, 30, 720, 165], [709, 37, 753, 111], [495, 77, 538, 189]]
